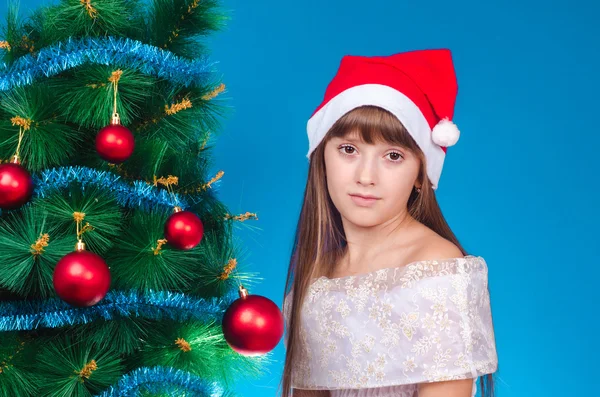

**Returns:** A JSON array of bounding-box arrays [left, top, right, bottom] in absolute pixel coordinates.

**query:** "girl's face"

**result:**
[[324, 130, 421, 228]]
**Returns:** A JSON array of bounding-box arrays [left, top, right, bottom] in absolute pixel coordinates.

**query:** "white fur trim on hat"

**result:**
[[431, 118, 460, 147], [306, 84, 446, 190]]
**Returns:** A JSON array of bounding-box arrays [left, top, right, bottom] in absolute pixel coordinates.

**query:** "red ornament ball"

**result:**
[[52, 250, 111, 307], [222, 289, 284, 356], [95, 123, 135, 163], [164, 210, 204, 250], [0, 162, 33, 210]]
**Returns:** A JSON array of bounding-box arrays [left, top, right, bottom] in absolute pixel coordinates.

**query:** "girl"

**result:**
[[280, 49, 498, 397]]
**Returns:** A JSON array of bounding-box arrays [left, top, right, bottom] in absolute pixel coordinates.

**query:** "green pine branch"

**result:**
[[106, 209, 202, 292], [0, 206, 73, 298], [0, 333, 38, 397], [38, 0, 144, 46], [76, 316, 152, 356], [0, 2, 27, 63], [191, 229, 262, 298], [35, 334, 124, 397], [2, 0, 227, 65], [148, 0, 227, 56], [54, 65, 155, 129], [35, 183, 124, 255], [0, 85, 83, 170], [139, 319, 270, 385]]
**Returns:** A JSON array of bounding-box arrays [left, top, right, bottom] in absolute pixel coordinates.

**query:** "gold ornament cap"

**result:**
[[10, 155, 20, 164], [173, 206, 183, 213], [111, 112, 121, 125], [238, 285, 249, 299], [75, 239, 86, 252]]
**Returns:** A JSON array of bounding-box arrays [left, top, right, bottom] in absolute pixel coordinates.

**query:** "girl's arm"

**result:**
[[292, 389, 331, 396], [418, 379, 474, 397]]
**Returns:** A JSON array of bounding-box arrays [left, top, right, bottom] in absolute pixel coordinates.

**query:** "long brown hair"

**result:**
[[279, 105, 494, 397]]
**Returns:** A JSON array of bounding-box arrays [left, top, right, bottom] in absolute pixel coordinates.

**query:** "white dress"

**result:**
[[283, 255, 498, 396]]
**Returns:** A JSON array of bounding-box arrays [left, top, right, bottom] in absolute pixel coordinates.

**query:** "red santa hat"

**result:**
[[306, 48, 460, 190]]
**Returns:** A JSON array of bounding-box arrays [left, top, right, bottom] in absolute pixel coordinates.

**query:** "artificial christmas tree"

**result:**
[[0, 0, 281, 395]]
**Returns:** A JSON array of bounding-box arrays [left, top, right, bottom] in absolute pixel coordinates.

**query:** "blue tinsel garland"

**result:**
[[0, 36, 215, 91], [33, 165, 186, 209], [32, 165, 217, 210], [0, 289, 238, 332], [94, 366, 225, 397]]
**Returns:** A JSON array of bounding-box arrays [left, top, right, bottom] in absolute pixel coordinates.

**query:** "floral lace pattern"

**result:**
[[284, 256, 497, 396]]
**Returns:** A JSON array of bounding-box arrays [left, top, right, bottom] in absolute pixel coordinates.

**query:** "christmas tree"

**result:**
[[0, 0, 282, 395]]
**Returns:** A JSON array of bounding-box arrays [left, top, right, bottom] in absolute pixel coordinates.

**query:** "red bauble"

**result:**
[[95, 123, 135, 163], [222, 286, 284, 356], [0, 162, 33, 210], [53, 250, 111, 307], [164, 209, 204, 250]]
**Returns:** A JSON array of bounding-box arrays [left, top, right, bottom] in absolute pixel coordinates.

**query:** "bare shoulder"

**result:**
[[412, 225, 464, 261]]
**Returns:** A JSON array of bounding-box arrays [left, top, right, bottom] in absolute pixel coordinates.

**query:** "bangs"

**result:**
[[326, 105, 419, 151]]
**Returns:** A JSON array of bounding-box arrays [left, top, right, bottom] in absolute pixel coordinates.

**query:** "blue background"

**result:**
[[2, 0, 599, 396]]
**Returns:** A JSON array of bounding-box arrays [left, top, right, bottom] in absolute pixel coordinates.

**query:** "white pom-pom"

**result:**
[[431, 118, 460, 147]]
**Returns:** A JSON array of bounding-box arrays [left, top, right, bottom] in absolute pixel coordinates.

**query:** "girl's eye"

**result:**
[[339, 145, 404, 162], [339, 145, 356, 155], [387, 151, 404, 162]]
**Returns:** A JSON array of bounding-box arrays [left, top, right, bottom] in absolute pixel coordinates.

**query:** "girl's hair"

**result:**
[[279, 105, 494, 397]]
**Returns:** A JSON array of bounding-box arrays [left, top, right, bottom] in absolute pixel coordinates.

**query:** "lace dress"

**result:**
[[283, 255, 498, 397]]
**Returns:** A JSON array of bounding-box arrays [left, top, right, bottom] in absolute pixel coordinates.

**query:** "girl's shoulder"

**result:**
[[407, 223, 464, 263]]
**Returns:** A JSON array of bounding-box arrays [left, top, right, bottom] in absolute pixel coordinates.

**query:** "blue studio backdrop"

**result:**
[[1, 0, 598, 396]]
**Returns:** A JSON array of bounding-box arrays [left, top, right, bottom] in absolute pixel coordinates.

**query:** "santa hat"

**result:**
[[306, 49, 460, 190]]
